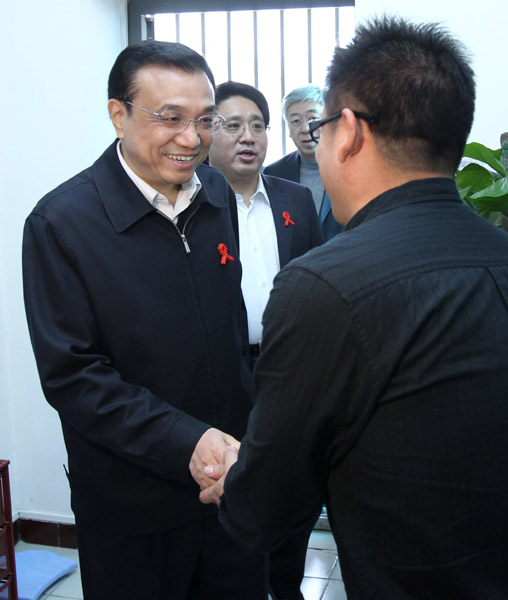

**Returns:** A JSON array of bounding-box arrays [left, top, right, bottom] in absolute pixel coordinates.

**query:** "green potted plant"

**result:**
[[455, 141, 508, 227]]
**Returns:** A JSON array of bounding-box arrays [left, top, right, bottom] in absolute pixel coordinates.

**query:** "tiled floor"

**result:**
[[302, 531, 347, 600], [15, 530, 345, 600]]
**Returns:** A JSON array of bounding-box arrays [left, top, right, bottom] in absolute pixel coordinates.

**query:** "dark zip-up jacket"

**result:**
[[23, 141, 253, 533]]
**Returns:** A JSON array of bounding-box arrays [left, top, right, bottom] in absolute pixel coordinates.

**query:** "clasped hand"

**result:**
[[189, 428, 239, 504], [199, 445, 238, 505]]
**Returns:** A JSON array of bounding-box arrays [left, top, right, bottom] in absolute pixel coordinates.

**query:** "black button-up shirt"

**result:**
[[220, 178, 508, 599]]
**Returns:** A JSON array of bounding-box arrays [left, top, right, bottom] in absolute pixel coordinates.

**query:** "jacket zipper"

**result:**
[[156, 205, 200, 255]]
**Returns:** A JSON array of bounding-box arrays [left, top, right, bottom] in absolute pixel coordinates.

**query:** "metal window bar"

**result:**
[[143, 14, 154, 40], [227, 12, 232, 81], [201, 13, 206, 56], [253, 11, 259, 89], [307, 8, 312, 83], [144, 7, 351, 163], [280, 9, 286, 156]]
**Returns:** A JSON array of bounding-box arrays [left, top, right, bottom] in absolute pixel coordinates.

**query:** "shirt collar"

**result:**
[[235, 174, 270, 207], [116, 140, 201, 207], [346, 177, 461, 231]]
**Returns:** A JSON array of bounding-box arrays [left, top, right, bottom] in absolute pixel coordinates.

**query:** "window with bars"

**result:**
[[130, 4, 355, 164]]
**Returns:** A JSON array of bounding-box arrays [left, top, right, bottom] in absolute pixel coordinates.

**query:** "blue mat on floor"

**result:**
[[15, 550, 77, 600]]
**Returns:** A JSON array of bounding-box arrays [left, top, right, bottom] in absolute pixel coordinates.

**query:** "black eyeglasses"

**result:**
[[308, 110, 377, 143]]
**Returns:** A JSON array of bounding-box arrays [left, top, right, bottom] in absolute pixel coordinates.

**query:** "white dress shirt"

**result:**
[[116, 141, 201, 222], [236, 176, 280, 344]]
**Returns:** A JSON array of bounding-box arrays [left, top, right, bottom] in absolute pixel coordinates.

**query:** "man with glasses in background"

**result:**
[[208, 81, 323, 600], [23, 41, 267, 600], [264, 85, 343, 241]]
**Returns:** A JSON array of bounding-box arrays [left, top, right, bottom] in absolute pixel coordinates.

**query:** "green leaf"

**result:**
[[463, 142, 506, 176], [468, 194, 508, 213], [471, 176, 508, 199], [457, 185, 471, 200], [456, 163, 494, 198]]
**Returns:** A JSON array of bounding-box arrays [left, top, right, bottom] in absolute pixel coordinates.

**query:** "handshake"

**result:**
[[189, 428, 241, 505]]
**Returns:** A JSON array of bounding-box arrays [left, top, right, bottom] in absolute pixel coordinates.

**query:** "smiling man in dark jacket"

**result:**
[[22, 41, 266, 600]]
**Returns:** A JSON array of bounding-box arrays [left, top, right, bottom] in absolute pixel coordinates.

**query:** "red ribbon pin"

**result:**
[[217, 243, 235, 265], [283, 211, 295, 227]]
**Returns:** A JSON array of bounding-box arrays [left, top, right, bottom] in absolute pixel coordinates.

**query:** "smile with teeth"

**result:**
[[164, 153, 195, 162]]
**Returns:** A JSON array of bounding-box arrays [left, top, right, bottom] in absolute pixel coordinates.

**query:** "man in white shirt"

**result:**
[[208, 81, 323, 600], [209, 81, 323, 369]]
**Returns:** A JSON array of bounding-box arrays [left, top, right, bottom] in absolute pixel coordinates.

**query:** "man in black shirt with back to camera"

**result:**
[[201, 16, 508, 600]]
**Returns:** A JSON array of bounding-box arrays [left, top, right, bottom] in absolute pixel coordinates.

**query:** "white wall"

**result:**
[[1, 0, 506, 525], [355, 0, 508, 149], [0, 0, 127, 523]]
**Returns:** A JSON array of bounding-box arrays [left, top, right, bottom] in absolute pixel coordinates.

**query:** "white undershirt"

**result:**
[[236, 176, 280, 344], [116, 141, 201, 222]]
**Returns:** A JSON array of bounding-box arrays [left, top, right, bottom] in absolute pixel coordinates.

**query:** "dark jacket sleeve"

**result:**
[[22, 213, 210, 484], [219, 263, 378, 551]]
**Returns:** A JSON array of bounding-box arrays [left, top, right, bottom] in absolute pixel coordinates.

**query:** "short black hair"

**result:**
[[215, 81, 270, 126], [108, 40, 215, 110], [325, 16, 476, 173]]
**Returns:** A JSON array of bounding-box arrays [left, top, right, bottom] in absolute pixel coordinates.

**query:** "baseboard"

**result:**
[[13, 514, 327, 549], [13, 517, 78, 549]]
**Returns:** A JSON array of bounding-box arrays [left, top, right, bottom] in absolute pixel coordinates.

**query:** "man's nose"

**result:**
[[175, 120, 201, 147], [239, 124, 255, 142]]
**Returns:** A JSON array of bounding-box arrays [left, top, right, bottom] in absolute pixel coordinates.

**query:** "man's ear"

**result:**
[[337, 108, 365, 164], [108, 99, 126, 140]]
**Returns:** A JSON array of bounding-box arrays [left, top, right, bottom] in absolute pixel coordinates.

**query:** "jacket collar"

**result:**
[[286, 150, 302, 182], [262, 173, 290, 209], [92, 142, 226, 233], [346, 178, 461, 231]]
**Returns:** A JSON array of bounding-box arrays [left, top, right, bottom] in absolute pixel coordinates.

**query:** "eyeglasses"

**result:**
[[126, 101, 225, 135], [220, 122, 270, 135], [288, 116, 320, 129], [308, 110, 377, 144]]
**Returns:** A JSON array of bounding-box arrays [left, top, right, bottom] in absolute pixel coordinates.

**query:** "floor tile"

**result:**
[[300, 576, 329, 600], [40, 577, 64, 595], [308, 531, 337, 552], [49, 569, 83, 599], [329, 559, 343, 581], [321, 578, 348, 600], [304, 548, 338, 579]]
